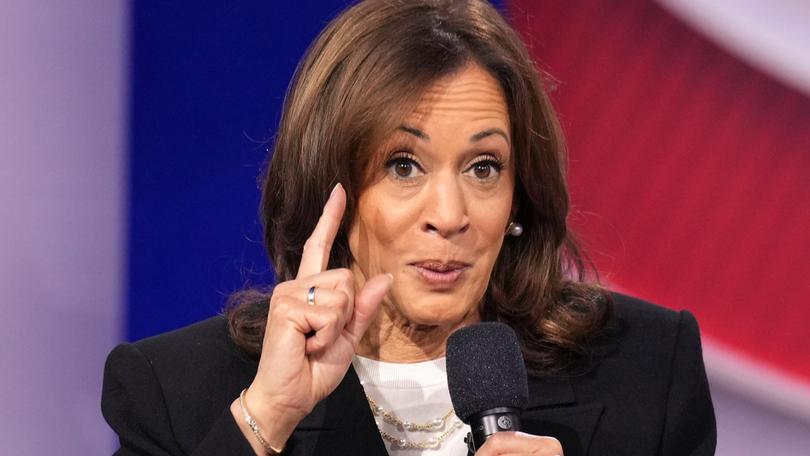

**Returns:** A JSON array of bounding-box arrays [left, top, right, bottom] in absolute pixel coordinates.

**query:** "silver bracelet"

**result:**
[[238, 388, 285, 455]]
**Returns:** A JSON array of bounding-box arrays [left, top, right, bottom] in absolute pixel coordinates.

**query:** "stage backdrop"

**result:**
[[2, 1, 808, 455]]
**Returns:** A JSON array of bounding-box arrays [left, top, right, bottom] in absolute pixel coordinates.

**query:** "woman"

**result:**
[[102, 1, 716, 455]]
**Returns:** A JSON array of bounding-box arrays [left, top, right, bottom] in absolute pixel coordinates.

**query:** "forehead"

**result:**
[[405, 63, 510, 132], [360, 63, 511, 180]]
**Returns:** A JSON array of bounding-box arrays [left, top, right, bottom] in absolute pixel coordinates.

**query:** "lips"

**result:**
[[409, 260, 471, 286]]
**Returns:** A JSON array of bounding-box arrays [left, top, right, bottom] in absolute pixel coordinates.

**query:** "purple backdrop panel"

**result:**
[[0, 0, 127, 454], [711, 383, 810, 455]]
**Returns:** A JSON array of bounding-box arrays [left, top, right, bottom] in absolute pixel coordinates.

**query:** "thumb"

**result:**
[[345, 273, 392, 345]]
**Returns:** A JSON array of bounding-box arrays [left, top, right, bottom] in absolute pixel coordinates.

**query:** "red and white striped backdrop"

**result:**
[[509, 0, 810, 416]]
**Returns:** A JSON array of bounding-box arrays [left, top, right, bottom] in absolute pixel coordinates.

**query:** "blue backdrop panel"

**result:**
[[128, 0, 506, 341]]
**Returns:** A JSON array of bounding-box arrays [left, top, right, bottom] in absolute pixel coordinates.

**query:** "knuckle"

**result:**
[[323, 308, 342, 327], [329, 307, 343, 322], [272, 281, 290, 293], [530, 435, 562, 454], [335, 290, 350, 307], [269, 299, 293, 317], [486, 432, 508, 447], [335, 268, 353, 282]]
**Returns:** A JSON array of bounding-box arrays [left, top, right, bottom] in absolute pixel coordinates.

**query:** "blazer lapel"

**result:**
[[520, 376, 604, 456], [287, 366, 388, 455]]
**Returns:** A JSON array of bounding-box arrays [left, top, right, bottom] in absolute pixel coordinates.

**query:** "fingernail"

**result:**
[[385, 273, 394, 284], [330, 182, 342, 196]]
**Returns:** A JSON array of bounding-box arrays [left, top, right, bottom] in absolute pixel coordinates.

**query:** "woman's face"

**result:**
[[348, 63, 514, 328]]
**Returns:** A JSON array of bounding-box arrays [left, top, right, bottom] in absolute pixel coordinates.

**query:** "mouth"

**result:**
[[408, 260, 472, 286]]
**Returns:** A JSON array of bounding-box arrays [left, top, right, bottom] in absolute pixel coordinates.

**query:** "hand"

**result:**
[[230, 183, 392, 452], [475, 432, 563, 456]]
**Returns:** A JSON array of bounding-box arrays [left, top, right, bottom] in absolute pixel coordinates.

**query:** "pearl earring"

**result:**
[[506, 222, 523, 237]]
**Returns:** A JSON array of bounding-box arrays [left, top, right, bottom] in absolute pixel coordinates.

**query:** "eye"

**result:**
[[464, 156, 503, 181], [384, 153, 424, 180]]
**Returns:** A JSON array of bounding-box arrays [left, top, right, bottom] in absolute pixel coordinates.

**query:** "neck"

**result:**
[[357, 301, 479, 363]]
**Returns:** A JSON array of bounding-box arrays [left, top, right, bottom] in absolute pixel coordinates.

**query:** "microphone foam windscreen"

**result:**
[[446, 322, 529, 423]]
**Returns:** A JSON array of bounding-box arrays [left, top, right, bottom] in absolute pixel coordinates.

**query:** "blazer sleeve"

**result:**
[[660, 311, 717, 456], [101, 343, 256, 456]]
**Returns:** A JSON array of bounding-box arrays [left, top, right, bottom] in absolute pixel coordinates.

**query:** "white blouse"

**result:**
[[352, 355, 471, 455]]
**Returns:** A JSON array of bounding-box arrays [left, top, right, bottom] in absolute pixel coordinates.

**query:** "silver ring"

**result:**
[[307, 286, 316, 306]]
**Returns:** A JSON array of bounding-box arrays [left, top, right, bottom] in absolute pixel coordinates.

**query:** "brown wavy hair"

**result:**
[[226, 0, 612, 376]]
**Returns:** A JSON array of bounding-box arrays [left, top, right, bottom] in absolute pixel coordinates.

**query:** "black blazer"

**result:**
[[102, 294, 716, 455]]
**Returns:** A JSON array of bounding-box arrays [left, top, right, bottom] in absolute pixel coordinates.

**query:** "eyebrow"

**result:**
[[399, 125, 429, 140], [398, 125, 510, 145], [470, 128, 510, 145]]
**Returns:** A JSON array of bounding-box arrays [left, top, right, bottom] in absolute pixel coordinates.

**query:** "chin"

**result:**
[[391, 292, 477, 329]]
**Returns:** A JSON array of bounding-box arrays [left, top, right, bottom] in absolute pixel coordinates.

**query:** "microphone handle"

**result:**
[[464, 406, 521, 453]]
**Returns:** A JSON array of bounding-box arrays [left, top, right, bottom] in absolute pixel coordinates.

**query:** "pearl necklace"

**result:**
[[366, 394, 463, 450]]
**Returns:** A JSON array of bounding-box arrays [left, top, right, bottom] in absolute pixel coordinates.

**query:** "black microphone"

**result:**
[[446, 322, 529, 453]]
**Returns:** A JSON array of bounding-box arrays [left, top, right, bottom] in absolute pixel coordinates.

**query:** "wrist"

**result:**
[[230, 389, 301, 455]]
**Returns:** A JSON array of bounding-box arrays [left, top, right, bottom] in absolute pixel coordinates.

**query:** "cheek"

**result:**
[[348, 191, 417, 275], [467, 187, 513, 282], [472, 187, 513, 243]]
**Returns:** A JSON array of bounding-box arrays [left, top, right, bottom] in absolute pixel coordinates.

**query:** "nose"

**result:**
[[421, 173, 470, 238]]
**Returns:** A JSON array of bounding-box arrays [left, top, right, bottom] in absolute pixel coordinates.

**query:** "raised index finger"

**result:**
[[297, 183, 346, 279]]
